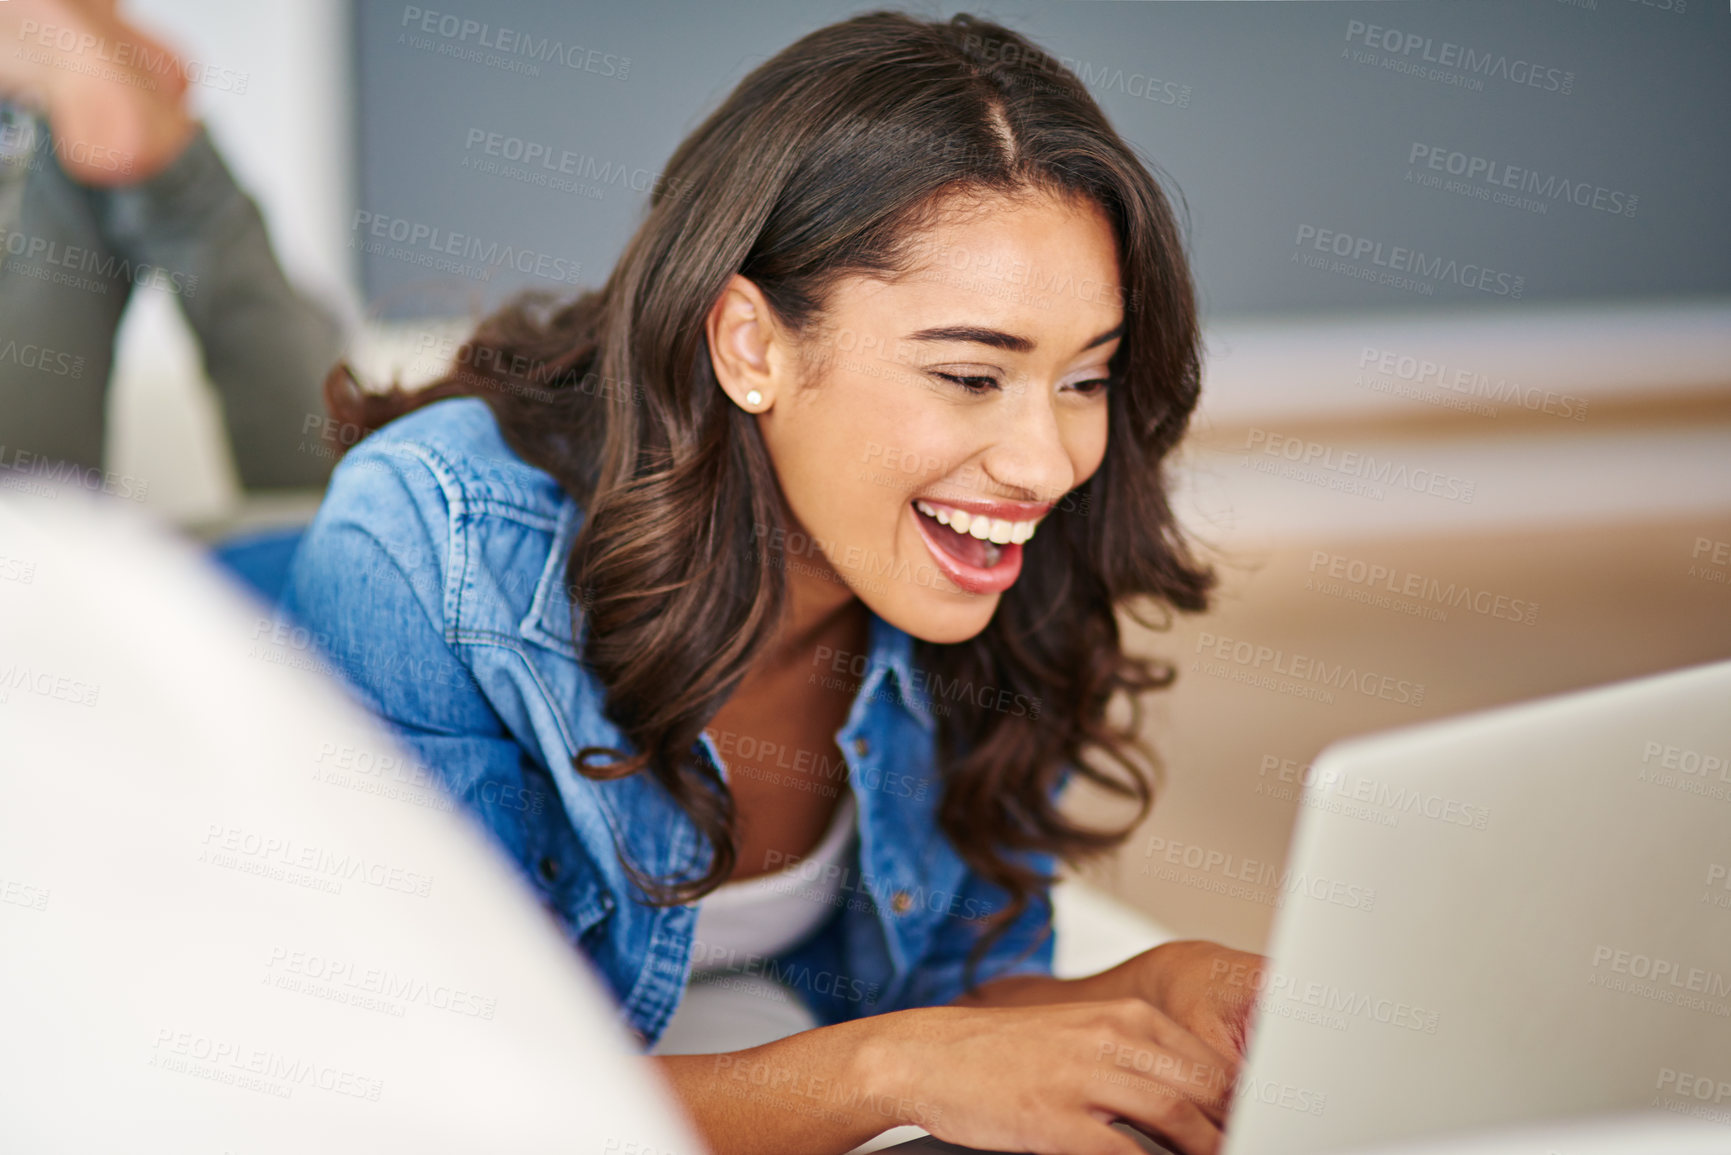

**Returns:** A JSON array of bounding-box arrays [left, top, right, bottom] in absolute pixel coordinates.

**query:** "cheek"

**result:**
[[772, 379, 936, 543]]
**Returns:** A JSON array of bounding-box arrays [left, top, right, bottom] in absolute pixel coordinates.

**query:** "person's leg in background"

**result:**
[[0, 0, 346, 498], [0, 105, 128, 477], [93, 119, 346, 494]]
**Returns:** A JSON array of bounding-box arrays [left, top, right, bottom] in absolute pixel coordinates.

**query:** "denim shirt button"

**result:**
[[853, 736, 870, 757], [890, 890, 913, 915], [536, 854, 561, 884]]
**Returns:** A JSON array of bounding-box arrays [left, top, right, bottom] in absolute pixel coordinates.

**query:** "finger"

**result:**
[[1213, 983, 1261, 1056], [1102, 1061, 1231, 1129], [1086, 1017, 1232, 1126], [1123, 1005, 1239, 1123], [1096, 1095, 1222, 1155], [1056, 1119, 1165, 1155], [1091, 1056, 1232, 1136]]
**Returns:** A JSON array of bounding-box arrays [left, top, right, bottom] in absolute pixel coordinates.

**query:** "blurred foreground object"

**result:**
[[0, 482, 705, 1154]]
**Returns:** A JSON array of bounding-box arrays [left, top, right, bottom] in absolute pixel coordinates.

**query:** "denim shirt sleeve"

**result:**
[[278, 440, 615, 954]]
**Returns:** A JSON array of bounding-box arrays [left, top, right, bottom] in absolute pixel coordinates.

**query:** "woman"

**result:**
[[285, 11, 1264, 1155]]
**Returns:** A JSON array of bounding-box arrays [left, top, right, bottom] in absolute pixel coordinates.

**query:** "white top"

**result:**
[[688, 788, 858, 972]]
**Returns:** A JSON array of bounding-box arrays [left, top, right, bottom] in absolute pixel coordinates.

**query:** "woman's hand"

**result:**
[[948, 937, 1271, 1130], [867, 998, 1235, 1155], [655, 997, 1236, 1155], [1128, 940, 1267, 1071]]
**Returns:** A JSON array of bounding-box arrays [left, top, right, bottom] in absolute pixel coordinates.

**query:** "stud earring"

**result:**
[[745, 389, 763, 408]]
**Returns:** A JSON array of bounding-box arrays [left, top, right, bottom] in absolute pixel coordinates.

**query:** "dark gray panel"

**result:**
[[354, 0, 1730, 320]]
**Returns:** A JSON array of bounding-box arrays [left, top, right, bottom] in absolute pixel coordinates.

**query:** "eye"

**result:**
[[932, 372, 1000, 394], [1070, 377, 1114, 396]]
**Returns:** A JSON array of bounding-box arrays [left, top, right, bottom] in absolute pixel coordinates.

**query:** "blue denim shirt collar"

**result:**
[[870, 609, 935, 734]]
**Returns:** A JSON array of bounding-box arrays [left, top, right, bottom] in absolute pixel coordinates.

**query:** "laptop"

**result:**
[[883, 656, 1731, 1154], [0, 486, 703, 1153]]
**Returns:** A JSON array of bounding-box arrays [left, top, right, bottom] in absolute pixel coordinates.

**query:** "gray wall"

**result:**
[[354, 0, 1730, 320]]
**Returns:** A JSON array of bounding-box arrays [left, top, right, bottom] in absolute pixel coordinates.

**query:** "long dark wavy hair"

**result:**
[[326, 10, 1214, 986]]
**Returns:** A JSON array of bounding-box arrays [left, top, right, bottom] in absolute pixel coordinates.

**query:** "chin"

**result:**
[[866, 587, 1001, 647]]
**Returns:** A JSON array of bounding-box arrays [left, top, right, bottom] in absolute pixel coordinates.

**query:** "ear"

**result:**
[[705, 274, 786, 412]]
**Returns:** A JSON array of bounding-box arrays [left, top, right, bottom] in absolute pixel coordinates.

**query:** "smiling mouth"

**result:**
[[918, 504, 1003, 569]]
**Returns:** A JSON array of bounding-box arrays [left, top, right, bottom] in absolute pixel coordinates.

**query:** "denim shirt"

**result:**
[[279, 396, 1057, 1048]]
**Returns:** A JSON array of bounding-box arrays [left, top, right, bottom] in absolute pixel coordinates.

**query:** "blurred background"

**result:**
[[20, 0, 1731, 953]]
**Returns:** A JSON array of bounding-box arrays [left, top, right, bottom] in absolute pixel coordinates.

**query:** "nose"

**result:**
[[973, 385, 1085, 505]]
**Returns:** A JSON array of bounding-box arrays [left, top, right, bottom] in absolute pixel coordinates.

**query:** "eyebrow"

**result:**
[[903, 321, 1125, 355]]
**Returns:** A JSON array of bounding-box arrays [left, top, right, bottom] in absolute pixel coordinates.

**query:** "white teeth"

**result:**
[[914, 500, 1044, 546]]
